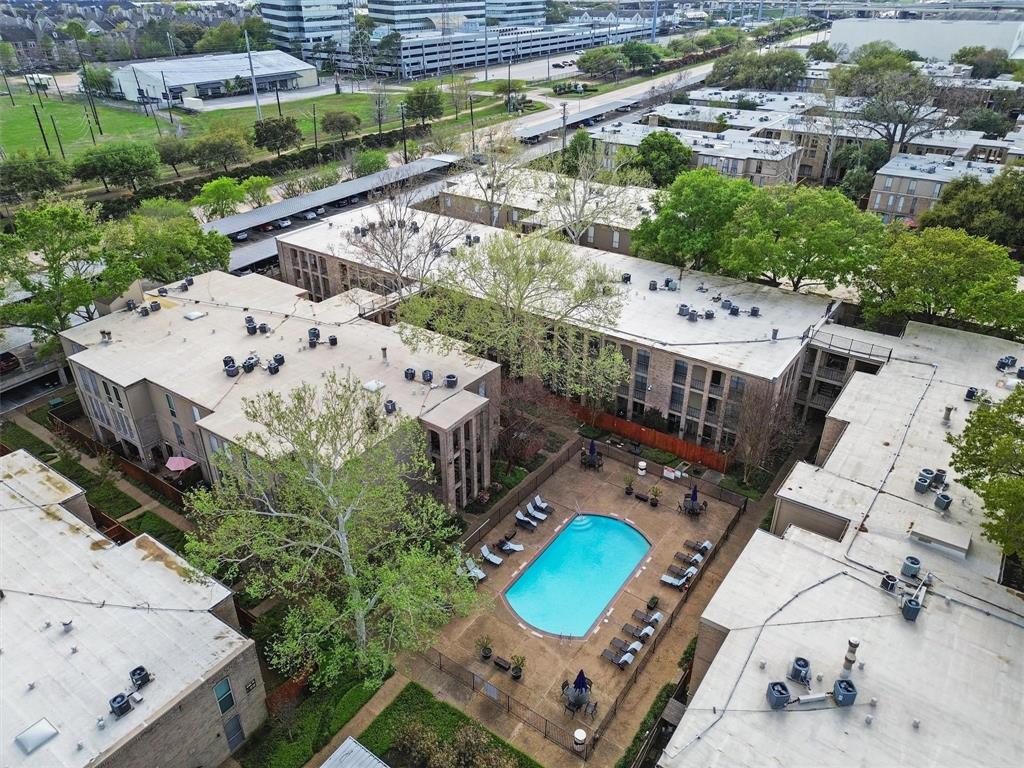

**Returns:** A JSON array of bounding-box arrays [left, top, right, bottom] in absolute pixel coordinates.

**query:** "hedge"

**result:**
[[0, 421, 55, 458], [124, 510, 187, 552], [359, 682, 543, 768], [614, 683, 676, 768], [51, 458, 141, 518]]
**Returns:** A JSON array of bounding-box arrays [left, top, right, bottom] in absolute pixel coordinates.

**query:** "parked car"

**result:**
[[257, 222, 275, 232], [298, 210, 317, 220], [0, 351, 20, 374], [313, 206, 326, 215], [553, 62, 564, 69], [230, 231, 249, 242], [615, 105, 632, 113], [581, 118, 596, 127], [275, 218, 292, 229]]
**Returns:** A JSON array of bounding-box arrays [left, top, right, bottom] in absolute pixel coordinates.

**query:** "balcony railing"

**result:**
[[708, 384, 724, 398], [815, 366, 847, 383], [704, 410, 719, 425], [686, 406, 702, 420], [809, 393, 837, 410], [690, 378, 705, 392]]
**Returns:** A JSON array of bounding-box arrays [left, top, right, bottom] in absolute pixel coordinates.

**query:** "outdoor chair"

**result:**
[[632, 609, 664, 626], [480, 544, 503, 566], [464, 558, 486, 582], [515, 510, 538, 530], [534, 495, 550, 512], [499, 539, 525, 553], [601, 649, 634, 669], [622, 623, 655, 642], [526, 502, 548, 522], [660, 574, 686, 589], [584, 701, 598, 720], [610, 637, 643, 655]]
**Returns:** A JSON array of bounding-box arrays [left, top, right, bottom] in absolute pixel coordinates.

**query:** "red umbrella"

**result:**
[[165, 456, 196, 473]]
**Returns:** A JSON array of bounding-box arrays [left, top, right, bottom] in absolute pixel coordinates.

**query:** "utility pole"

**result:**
[[131, 66, 149, 116], [72, 34, 101, 133], [0, 68, 14, 106], [25, 75, 43, 107], [651, 0, 660, 43], [52, 74, 64, 101], [561, 101, 568, 151], [49, 115, 66, 159], [146, 89, 163, 136], [399, 103, 408, 163], [31, 105, 51, 154], [313, 103, 319, 152], [245, 30, 263, 122], [83, 106, 96, 144], [161, 70, 174, 124], [274, 84, 282, 117]]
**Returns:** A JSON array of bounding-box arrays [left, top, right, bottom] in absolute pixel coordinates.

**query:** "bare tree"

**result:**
[[424, 124, 463, 156], [461, 127, 526, 226], [447, 75, 472, 120], [371, 81, 390, 136], [730, 382, 803, 484], [497, 378, 548, 474], [341, 182, 470, 296]]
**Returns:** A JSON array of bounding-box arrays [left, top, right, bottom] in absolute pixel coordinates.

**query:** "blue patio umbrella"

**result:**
[[568, 669, 591, 707], [573, 669, 590, 693], [589, 439, 597, 457], [690, 486, 698, 503]]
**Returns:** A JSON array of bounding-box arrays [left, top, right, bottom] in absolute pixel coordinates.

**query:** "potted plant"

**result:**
[[649, 486, 662, 508], [510, 654, 527, 681], [624, 475, 634, 496], [647, 595, 660, 611], [476, 635, 493, 661]]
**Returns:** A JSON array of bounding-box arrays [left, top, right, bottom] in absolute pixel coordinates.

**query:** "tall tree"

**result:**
[[352, 149, 388, 177], [321, 110, 361, 140], [459, 127, 526, 227], [240, 175, 273, 208], [191, 177, 245, 220], [632, 168, 755, 272], [0, 151, 70, 202], [253, 116, 303, 156], [72, 142, 160, 191], [0, 199, 140, 355], [370, 82, 390, 136], [190, 128, 252, 172], [560, 129, 595, 178], [633, 131, 693, 188], [951, 46, 1014, 79], [404, 83, 444, 126], [918, 165, 1024, 254], [185, 372, 478, 686], [806, 41, 837, 62], [155, 135, 192, 177], [721, 184, 884, 291], [955, 108, 1013, 138], [947, 388, 1024, 557], [849, 69, 945, 154], [620, 41, 661, 71], [731, 381, 801, 484], [576, 47, 626, 80]]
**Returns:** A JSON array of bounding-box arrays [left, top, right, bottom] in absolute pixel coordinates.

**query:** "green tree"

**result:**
[[321, 110, 361, 139], [191, 177, 245, 220], [0, 150, 71, 202], [352, 149, 388, 177], [807, 41, 837, 62], [194, 21, 241, 53], [253, 116, 303, 156], [951, 45, 986, 66], [721, 184, 885, 291], [634, 131, 693, 188], [632, 168, 755, 272], [82, 65, 114, 96], [857, 227, 1021, 328], [239, 17, 273, 50], [106, 198, 231, 282], [404, 83, 444, 126], [849, 69, 945, 154], [545, 0, 570, 23], [620, 41, 661, 71], [240, 175, 273, 208], [185, 372, 478, 687], [947, 388, 1024, 557], [154, 135, 192, 177], [560, 129, 595, 177], [711, 49, 807, 90], [0, 198, 140, 356], [172, 22, 205, 53], [832, 140, 890, 174], [836, 165, 875, 203], [951, 46, 1013, 79], [492, 78, 526, 108], [955, 108, 1013, 138], [72, 142, 160, 191], [576, 47, 626, 80], [829, 41, 916, 95], [919, 164, 1024, 253], [190, 128, 252, 172], [0, 41, 19, 69]]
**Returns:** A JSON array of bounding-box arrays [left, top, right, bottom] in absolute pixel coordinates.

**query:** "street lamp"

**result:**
[[399, 103, 409, 164]]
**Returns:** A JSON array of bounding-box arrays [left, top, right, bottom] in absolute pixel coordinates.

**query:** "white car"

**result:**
[[275, 218, 292, 229], [298, 210, 317, 220]]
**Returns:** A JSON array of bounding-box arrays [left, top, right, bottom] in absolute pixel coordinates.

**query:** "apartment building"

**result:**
[[658, 320, 1024, 768], [1, 449, 267, 768], [435, 169, 656, 254], [58, 272, 500, 510], [685, 88, 868, 117], [276, 206, 836, 454], [589, 123, 802, 186], [868, 153, 1002, 223]]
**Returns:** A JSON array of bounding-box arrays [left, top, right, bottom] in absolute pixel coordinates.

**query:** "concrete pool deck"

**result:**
[[411, 454, 747, 766]]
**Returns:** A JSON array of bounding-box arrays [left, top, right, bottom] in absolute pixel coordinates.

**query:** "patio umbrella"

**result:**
[[690, 486, 698, 504], [573, 669, 591, 693], [589, 439, 596, 457], [568, 669, 591, 707], [165, 455, 196, 473]]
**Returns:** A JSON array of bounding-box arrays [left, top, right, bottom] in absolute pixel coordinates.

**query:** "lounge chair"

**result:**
[[675, 551, 704, 566], [464, 558, 486, 582], [515, 511, 538, 530], [622, 623, 655, 643], [480, 544, 503, 566], [526, 502, 547, 522], [661, 574, 686, 589], [534, 495, 550, 512], [499, 539, 525, 553], [667, 563, 688, 579], [601, 648, 634, 669], [610, 637, 643, 655], [632, 609, 664, 626]]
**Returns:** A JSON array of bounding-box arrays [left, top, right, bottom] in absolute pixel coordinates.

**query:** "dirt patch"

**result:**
[[134, 535, 190, 577]]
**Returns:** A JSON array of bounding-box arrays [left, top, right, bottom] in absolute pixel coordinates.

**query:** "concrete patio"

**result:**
[[411, 453, 744, 766]]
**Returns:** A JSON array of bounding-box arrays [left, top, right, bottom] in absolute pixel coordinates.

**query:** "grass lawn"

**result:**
[[238, 674, 382, 768], [718, 474, 765, 501], [50, 457, 141, 518], [0, 421, 55, 458], [360, 682, 543, 768], [123, 510, 187, 552], [548, 60, 705, 99], [0, 97, 166, 160], [28, 392, 79, 428]]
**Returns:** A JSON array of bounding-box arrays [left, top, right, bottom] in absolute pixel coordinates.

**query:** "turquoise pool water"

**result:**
[[505, 515, 650, 636]]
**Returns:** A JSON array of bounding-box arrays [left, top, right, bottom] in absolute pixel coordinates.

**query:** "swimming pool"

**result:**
[[505, 515, 650, 636]]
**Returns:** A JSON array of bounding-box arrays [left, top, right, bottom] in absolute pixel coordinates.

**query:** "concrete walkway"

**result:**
[[6, 406, 194, 532]]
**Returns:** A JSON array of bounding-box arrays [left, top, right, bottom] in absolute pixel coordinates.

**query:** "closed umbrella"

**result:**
[[589, 439, 596, 457], [568, 669, 591, 707]]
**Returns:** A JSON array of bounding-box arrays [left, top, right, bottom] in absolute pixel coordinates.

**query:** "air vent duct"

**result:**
[[444, 374, 458, 389]]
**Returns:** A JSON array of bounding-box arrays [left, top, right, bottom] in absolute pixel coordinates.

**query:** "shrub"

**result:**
[[639, 446, 679, 466], [578, 424, 607, 440], [679, 636, 698, 669], [614, 683, 676, 768], [0, 421, 54, 458], [50, 458, 141, 518]]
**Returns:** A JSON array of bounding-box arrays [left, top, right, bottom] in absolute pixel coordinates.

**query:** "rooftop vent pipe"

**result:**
[[840, 637, 860, 679]]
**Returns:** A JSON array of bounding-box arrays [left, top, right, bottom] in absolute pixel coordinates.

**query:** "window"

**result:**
[[667, 413, 681, 435], [907, 180, 917, 194], [102, 381, 112, 404], [165, 393, 176, 418], [173, 422, 185, 447], [444, 195, 452, 208], [896, 196, 905, 212], [208, 434, 220, 454], [611, 230, 620, 249], [883, 176, 893, 190], [669, 385, 685, 413], [112, 387, 123, 409], [933, 182, 942, 197], [873, 193, 881, 210], [214, 678, 235, 714], [729, 376, 745, 400], [192, 405, 201, 422], [672, 360, 688, 386], [585, 226, 594, 244]]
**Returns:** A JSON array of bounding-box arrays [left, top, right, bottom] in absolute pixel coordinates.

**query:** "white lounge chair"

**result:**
[[464, 558, 486, 582], [661, 574, 685, 589], [499, 540, 525, 553], [516, 510, 538, 530], [480, 544, 503, 566], [617, 651, 635, 668], [534, 495, 550, 512], [526, 502, 548, 522], [648, 611, 664, 625]]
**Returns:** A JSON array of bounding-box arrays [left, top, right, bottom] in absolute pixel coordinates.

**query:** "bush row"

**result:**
[[614, 683, 677, 768]]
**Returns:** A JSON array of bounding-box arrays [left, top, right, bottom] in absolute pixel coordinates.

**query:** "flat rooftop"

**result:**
[[0, 450, 245, 768], [60, 272, 499, 441], [440, 168, 657, 230], [651, 103, 793, 132], [685, 88, 867, 115], [119, 50, 313, 86], [590, 123, 801, 161], [278, 207, 834, 379], [875, 152, 1003, 183], [658, 529, 1024, 768]]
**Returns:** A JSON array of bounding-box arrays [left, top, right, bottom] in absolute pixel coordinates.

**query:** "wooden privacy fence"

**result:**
[[461, 436, 583, 549], [566, 404, 730, 473], [89, 506, 136, 545]]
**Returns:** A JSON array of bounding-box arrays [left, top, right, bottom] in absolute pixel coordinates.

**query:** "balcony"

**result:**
[[708, 384, 724, 398], [809, 392, 837, 410], [704, 410, 719, 425], [816, 366, 847, 383], [690, 378, 705, 392], [686, 406, 702, 420]]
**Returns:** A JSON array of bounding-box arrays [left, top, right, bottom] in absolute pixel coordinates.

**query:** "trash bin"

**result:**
[[637, 461, 647, 476], [573, 729, 587, 753]]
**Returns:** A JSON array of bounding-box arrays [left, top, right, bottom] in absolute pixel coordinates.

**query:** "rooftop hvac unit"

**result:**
[[919, 467, 935, 484], [353, 225, 361, 235], [678, 304, 690, 317], [667, 280, 678, 292], [473, 235, 480, 244], [223, 356, 235, 369], [179, 282, 189, 292], [422, 369, 433, 383], [126, 299, 137, 312], [140, 306, 150, 317], [308, 327, 320, 341], [789, 657, 811, 687], [648, 280, 658, 291], [225, 363, 239, 378], [109, 694, 132, 719], [242, 359, 256, 374], [410, 222, 420, 233], [185, 277, 194, 286], [766, 682, 790, 710], [721, 299, 732, 310], [935, 493, 952, 511], [444, 374, 458, 388], [880, 573, 898, 593], [914, 476, 931, 493], [997, 355, 1017, 371], [259, 323, 270, 335], [246, 322, 257, 336], [902, 598, 922, 622], [273, 353, 285, 366], [328, 335, 338, 347], [384, 399, 397, 414], [622, 273, 631, 284], [901, 556, 921, 579], [129, 666, 151, 689], [965, 386, 978, 401], [404, 368, 416, 381], [750, 306, 760, 317], [688, 309, 699, 322], [157, 287, 168, 297], [932, 469, 947, 488], [729, 305, 740, 316], [267, 362, 279, 375], [149, 302, 160, 313], [833, 679, 857, 707], [704, 309, 715, 320]]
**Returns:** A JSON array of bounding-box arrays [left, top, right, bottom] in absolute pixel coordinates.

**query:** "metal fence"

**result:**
[[810, 330, 893, 364], [461, 436, 583, 549], [424, 649, 593, 760]]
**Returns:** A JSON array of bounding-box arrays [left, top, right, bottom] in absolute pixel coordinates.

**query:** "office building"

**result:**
[[868, 153, 1003, 223], [260, 0, 355, 56], [1, 448, 266, 768], [485, 0, 545, 27], [58, 272, 500, 511], [368, 0, 485, 34]]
